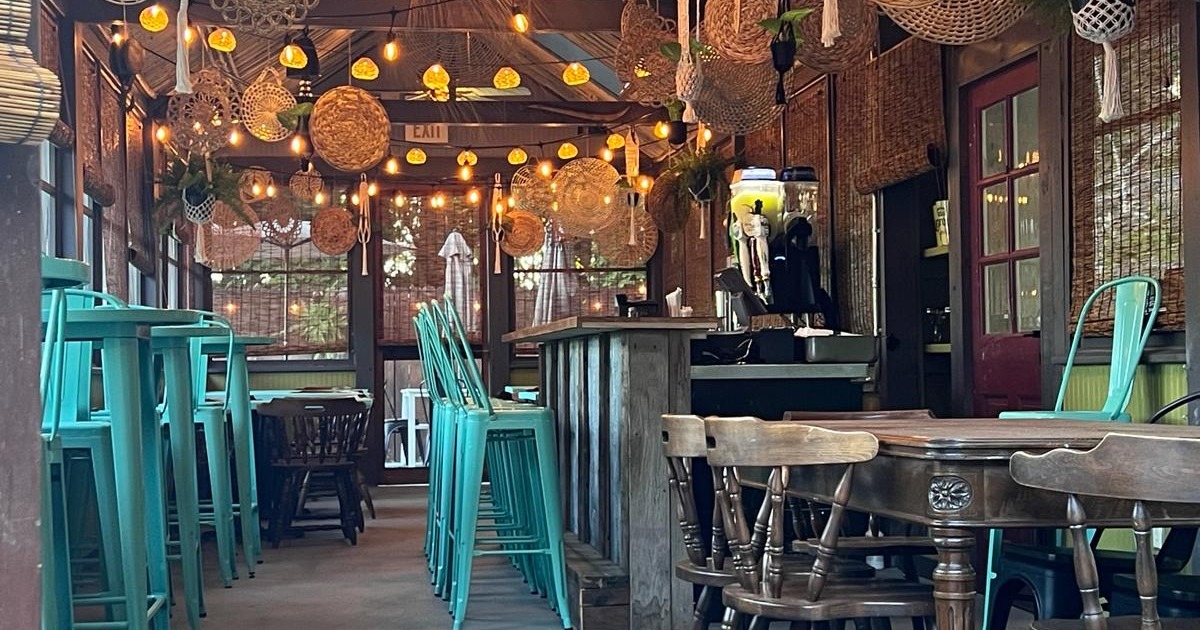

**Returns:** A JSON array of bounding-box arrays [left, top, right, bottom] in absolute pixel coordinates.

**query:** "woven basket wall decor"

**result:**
[[310, 206, 358, 255], [258, 194, 303, 246], [500, 210, 546, 257], [167, 67, 240, 155], [511, 165, 555, 217], [553, 158, 622, 237], [645, 170, 690, 233], [209, 0, 320, 34], [704, 0, 775, 63], [793, 0, 876, 72], [596, 207, 659, 267], [693, 57, 784, 135], [881, 0, 1027, 45], [289, 167, 323, 201], [309, 86, 390, 172], [241, 67, 296, 142], [200, 202, 261, 270], [238, 166, 274, 203], [617, 0, 679, 105]]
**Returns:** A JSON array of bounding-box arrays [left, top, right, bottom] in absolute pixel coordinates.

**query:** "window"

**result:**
[[211, 234, 349, 360], [39, 141, 55, 255], [163, 236, 185, 309]]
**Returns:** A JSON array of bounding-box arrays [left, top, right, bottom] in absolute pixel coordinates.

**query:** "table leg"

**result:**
[[162, 346, 205, 628], [139, 340, 171, 630], [930, 526, 977, 630], [228, 350, 262, 572]]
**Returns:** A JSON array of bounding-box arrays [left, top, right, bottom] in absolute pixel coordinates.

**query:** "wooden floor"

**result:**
[[189, 485, 1035, 629]]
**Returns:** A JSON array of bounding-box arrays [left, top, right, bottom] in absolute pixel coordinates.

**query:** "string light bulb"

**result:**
[[384, 153, 400, 175], [493, 66, 521, 90], [606, 133, 625, 150], [251, 182, 263, 197], [138, 4, 168, 32], [458, 164, 473, 181], [557, 142, 578, 160], [507, 147, 528, 165], [228, 128, 241, 146], [290, 132, 308, 155], [422, 63, 450, 90], [351, 192, 361, 206], [467, 188, 481, 205], [208, 27, 236, 53], [562, 62, 590, 86], [537, 159, 553, 179], [406, 147, 427, 165], [280, 40, 308, 69], [653, 120, 670, 139], [154, 124, 170, 144], [393, 192, 406, 206], [367, 181, 378, 196], [382, 32, 400, 62], [314, 190, 326, 205], [351, 56, 380, 81], [266, 183, 277, 198], [638, 174, 653, 191], [511, 5, 531, 33], [182, 26, 194, 45], [456, 149, 478, 166], [599, 147, 614, 162]]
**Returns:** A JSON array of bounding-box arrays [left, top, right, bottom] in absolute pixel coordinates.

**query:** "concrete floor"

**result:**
[[193, 485, 1034, 630]]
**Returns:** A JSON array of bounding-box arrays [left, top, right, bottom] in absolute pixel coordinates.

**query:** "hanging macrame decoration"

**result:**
[[176, 0, 192, 93], [258, 195, 303, 246], [356, 175, 371, 275], [821, 0, 841, 46], [624, 129, 640, 186], [241, 67, 296, 142], [770, 3, 797, 105], [491, 173, 504, 274], [183, 189, 217, 224], [167, 68, 239, 155], [210, 0, 321, 34], [675, 0, 703, 123], [1072, 0, 1136, 122]]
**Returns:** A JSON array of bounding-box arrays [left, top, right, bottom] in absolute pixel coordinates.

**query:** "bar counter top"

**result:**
[[502, 316, 718, 344]]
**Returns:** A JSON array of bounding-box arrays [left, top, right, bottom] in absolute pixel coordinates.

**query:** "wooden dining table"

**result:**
[[740, 418, 1200, 630]]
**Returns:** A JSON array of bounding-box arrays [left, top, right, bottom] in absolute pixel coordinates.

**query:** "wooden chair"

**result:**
[[258, 397, 372, 547], [1009, 433, 1200, 629], [703, 416, 935, 630]]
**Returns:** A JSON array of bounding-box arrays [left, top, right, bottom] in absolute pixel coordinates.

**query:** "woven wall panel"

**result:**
[[100, 82, 127, 300], [744, 112, 783, 170], [1069, 0, 1182, 333], [77, 51, 99, 176], [126, 113, 154, 275], [856, 38, 946, 194], [785, 78, 832, 293], [833, 64, 876, 334]]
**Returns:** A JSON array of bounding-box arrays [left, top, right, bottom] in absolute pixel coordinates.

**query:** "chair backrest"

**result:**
[[1056, 276, 1160, 417], [661, 415, 730, 571], [782, 409, 936, 421], [433, 299, 493, 414], [413, 308, 465, 407], [703, 416, 878, 601], [258, 397, 372, 466], [1011, 433, 1200, 628]]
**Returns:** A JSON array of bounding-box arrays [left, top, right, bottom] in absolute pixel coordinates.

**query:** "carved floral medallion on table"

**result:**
[[928, 475, 972, 512]]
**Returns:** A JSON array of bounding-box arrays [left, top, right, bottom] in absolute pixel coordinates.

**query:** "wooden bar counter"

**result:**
[[503, 317, 717, 630]]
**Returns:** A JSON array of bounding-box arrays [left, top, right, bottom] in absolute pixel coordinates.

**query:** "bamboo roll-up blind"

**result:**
[[1069, 0, 1182, 333], [76, 49, 100, 190], [100, 81, 127, 300], [744, 112, 783, 171], [126, 112, 155, 275], [833, 64, 877, 335]]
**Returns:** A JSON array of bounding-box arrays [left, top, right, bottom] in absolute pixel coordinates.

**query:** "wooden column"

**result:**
[[1179, 0, 1200, 425]]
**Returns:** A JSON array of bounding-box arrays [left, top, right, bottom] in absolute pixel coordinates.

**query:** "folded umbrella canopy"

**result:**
[[438, 230, 475, 332]]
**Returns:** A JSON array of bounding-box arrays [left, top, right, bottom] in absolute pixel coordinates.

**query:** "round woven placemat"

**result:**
[[241, 67, 296, 143], [310, 206, 359, 255], [511, 165, 555, 217], [596, 207, 659, 267], [500, 210, 546, 257], [793, 0, 876, 72], [553, 158, 622, 237], [309, 86, 390, 172], [617, 1, 679, 106], [167, 68, 240, 155], [881, 0, 1027, 45], [693, 57, 783, 135], [645, 170, 689, 234], [289, 167, 323, 201], [704, 0, 775, 64], [201, 202, 261, 270]]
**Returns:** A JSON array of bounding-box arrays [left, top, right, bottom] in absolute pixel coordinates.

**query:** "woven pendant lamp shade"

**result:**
[[881, 0, 1027, 45], [703, 0, 775, 63], [552, 158, 622, 237], [792, 0, 876, 72], [308, 86, 390, 172]]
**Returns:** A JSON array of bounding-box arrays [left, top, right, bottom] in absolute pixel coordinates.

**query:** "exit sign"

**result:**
[[405, 124, 448, 144]]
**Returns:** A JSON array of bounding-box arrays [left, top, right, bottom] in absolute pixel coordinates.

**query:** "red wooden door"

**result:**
[[966, 59, 1043, 416]]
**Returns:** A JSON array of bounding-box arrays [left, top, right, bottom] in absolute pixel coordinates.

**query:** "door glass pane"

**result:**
[[984, 263, 1011, 334], [982, 182, 1009, 255], [1016, 257, 1041, 332], [1014, 173, 1040, 250], [981, 101, 1007, 177], [1013, 87, 1039, 168], [40, 190, 55, 255]]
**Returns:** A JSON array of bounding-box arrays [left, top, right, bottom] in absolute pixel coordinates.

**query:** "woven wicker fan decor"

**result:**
[[552, 158, 622, 237], [500, 210, 546, 257], [617, 0, 679, 105], [167, 67, 240, 155], [693, 57, 784, 135], [310, 206, 358, 255], [258, 194, 303, 246], [309, 86, 390, 172], [645, 170, 689, 233], [241, 67, 296, 142], [704, 0, 775, 64], [201, 202, 261, 270], [881, 0, 1027, 45], [596, 208, 659, 267], [510, 165, 555, 217], [793, 0, 876, 72], [289, 167, 323, 200]]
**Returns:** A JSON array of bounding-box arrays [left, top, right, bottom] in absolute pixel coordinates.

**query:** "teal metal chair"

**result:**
[[984, 274, 1161, 629]]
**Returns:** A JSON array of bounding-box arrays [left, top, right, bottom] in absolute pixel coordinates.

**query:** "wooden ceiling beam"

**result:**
[[378, 100, 653, 125]]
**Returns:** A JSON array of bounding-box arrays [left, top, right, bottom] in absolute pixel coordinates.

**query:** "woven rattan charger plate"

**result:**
[[500, 210, 546, 257], [311, 206, 359, 255], [552, 158, 622, 238], [309, 86, 391, 173]]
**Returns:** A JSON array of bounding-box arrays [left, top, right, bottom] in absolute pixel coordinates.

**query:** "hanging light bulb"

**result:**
[[384, 153, 400, 175], [406, 147, 427, 165], [653, 120, 670, 139], [208, 27, 237, 53], [467, 188, 481, 205], [557, 142, 578, 160], [599, 146, 614, 162], [456, 149, 478, 166], [493, 66, 521, 90], [266, 183, 277, 198], [507, 196, 516, 208], [351, 192, 361, 206], [367, 181, 378, 196], [638, 174, 653, 191], [314, 189, 326, 205], [422, 63, 450, 90], [458, 164, 473, 181], [511, 5, 531, 33], [228, 128, 241, 146], [537, 159, 553, 179], [251, 182, 263, 197], [562, 62, 590, 86], [507, 147, 528, 165], [606, 132, 625, 150], [382, 32, 400, 62], [280, 39, 308, 70], [139, 4, 168, 32], [351, 56, 380, 81], [393, 192, 406, 206], [634, 63, 651, 79], [700, 125, 713, 146], [154, 123, 170, 144], [290, 132, 308, 155], [182, 26, 194, 45]]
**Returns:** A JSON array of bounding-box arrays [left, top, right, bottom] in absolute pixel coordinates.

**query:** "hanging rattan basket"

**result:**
[[880, 0, 1027, 45], [309, 86, 391, 172], [645, 170, 690, 234], [617, 0, 679, 105], [693, 57, 783, 135]]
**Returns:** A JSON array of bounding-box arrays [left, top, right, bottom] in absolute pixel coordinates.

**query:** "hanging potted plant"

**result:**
[[664, 99, 689, 148], [670, 148, 731, 203], [154, 156, 248, 230], [759, 8, 813, 105]]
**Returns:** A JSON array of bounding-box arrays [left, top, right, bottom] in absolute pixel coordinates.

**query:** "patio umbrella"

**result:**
[[438, 229, 475, 332], [533, 225, 576, 326]]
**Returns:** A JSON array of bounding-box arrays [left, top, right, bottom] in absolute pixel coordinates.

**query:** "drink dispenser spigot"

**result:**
[[729, 167, 782, 303]]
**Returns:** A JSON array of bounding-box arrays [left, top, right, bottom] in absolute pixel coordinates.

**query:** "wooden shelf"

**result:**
[[924, 343, 952, 354], [922, 245, 949, 258]]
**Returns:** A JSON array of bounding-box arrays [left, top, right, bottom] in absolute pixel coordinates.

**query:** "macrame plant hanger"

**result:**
[[491, 173, 504, 274], [676, 0, 702, 123], [357, 174, 371, 275], [176, 0, 192, 92]]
